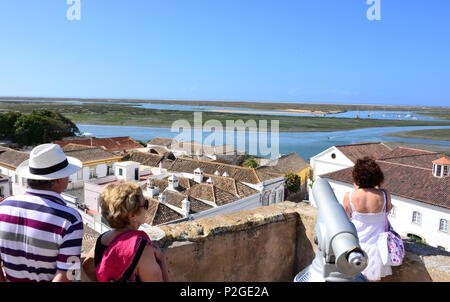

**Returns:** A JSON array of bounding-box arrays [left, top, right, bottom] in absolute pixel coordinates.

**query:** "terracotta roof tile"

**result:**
[[379, 147, 444, 169], [144, 198, 184, 226], [122, 151, 164, 167], [335, 142, 391, 163], [147, 137, 177, 148], [432, 156, 450, 165], [62, 144, 119, 163], [54, 136, 142, 153], [0, 147, 29, 169], [168, 157, 263, 184]]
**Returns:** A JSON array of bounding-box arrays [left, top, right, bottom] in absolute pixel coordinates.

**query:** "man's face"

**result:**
[[61, 177, 69, 191]]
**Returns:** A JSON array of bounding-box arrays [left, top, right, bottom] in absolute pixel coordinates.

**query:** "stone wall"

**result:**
[[81, 201, 450, 282]]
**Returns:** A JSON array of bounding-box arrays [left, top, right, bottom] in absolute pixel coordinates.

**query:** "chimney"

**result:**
[[146, 178, 159, 197], [168, 174, 179, 190], [194, 167, 204, 183], [158, 193, 166, 204], [181, 197, 190, 217]]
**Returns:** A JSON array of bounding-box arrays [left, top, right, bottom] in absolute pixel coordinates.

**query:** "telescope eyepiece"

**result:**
[[348, 251, 366, 269]]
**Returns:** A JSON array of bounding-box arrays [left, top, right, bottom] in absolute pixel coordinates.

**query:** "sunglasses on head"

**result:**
[[140, 199, 149, 211]]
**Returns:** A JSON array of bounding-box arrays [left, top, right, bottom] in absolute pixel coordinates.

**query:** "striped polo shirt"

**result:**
[[0, 189, 83, 282]]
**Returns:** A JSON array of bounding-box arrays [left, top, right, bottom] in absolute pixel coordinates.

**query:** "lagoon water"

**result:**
[[77, 124, 450, 161]]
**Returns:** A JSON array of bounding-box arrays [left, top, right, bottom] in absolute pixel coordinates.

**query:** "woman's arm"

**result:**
[[135, 245, 163, 282], [342, 192, 352, 219], [136, 245, 168, 282], [82, 245, 98, 282], [153, 246, 169, 282]]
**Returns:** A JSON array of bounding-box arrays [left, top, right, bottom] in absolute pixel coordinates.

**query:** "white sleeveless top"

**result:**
[[349, 190, 392, 281]]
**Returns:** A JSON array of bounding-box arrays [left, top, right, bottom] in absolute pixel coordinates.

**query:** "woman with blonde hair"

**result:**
[[82, 181, 169, 282]]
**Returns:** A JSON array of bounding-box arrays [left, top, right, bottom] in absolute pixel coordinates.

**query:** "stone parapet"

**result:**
[[81, 201, 450, 282]]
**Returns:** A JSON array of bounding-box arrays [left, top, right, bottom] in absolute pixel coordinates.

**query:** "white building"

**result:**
[[310, 142, 391, 179], [0, 174, 11, 199], [0, 147, 30, 195], [81, 156, 286, 231], [312, 147, 450, 251], [167, 157, 286, 208], [62, 144, 122, 190]]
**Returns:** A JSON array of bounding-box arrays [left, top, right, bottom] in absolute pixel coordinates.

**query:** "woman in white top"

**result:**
[[343, 157, 392, 282]]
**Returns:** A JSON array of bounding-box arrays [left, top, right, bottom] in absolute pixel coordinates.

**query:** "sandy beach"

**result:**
[[204, 108, 343, 115]]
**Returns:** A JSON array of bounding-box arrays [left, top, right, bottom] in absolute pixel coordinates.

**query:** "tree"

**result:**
[[12, 110, 79, 146], [0, 111, 22, 138], [285, 173, 301, 194], [243, 157, 258, 168]]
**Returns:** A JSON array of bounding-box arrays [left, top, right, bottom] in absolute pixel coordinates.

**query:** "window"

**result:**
[[107, 164, 113, 176], [436, 165, 442, 177], [119, 168, 123, 176], [261, 193, 270, 206], [331, 153, 336, 159], [439, 219, 448, 233], [412, 211, 421, 225], [444, 165, 449, 177], [89, 167, 96, 179]]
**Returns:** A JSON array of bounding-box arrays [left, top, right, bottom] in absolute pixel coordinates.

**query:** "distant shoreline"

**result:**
[[2, 98, 450, 133], [1, 96, 448, 111]]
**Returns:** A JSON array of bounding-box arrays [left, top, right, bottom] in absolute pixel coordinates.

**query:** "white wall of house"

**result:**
[[0, 166, 26, 195], [310, 147, 354, 179], [0, 180, 10, 198], [68, 161, 117, 190], [84, 181, 105, 214], [192, 193, 262, 220], [309, 178, 450, 251]]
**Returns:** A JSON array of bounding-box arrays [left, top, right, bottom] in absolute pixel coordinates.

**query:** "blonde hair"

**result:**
[[100, 181, 144, 229]]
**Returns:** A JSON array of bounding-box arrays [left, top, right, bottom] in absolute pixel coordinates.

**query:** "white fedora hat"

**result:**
[[16, 144, 82, 180]]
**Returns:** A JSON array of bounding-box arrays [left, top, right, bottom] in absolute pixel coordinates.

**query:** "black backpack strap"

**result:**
[[94, 232, 107, 267], [118, 239, 147, 282]]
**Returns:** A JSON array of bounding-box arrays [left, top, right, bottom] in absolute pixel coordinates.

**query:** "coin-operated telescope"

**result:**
[[294, 177, 368, 282]]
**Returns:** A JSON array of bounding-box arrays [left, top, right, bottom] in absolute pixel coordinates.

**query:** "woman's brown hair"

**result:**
[[352, 156, 384, 188]]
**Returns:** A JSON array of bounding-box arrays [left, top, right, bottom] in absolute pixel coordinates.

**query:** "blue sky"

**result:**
[[0, 0, 449, 107]]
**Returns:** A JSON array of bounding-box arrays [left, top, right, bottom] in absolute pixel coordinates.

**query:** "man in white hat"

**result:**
[[0, 144, 83, 282]]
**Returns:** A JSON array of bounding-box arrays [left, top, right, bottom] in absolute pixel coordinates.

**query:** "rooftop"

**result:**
[[54, 136, 143, 153], [256, 152, 310, 175], [168, 157, 283, 185], [320, 147, 450, 209], [62, 144, 120, 163], [0, 146, 29, 169], [335, 142, 392, 163]]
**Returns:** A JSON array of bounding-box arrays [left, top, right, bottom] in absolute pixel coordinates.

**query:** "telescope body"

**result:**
[[294, 177, 367, 282]]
